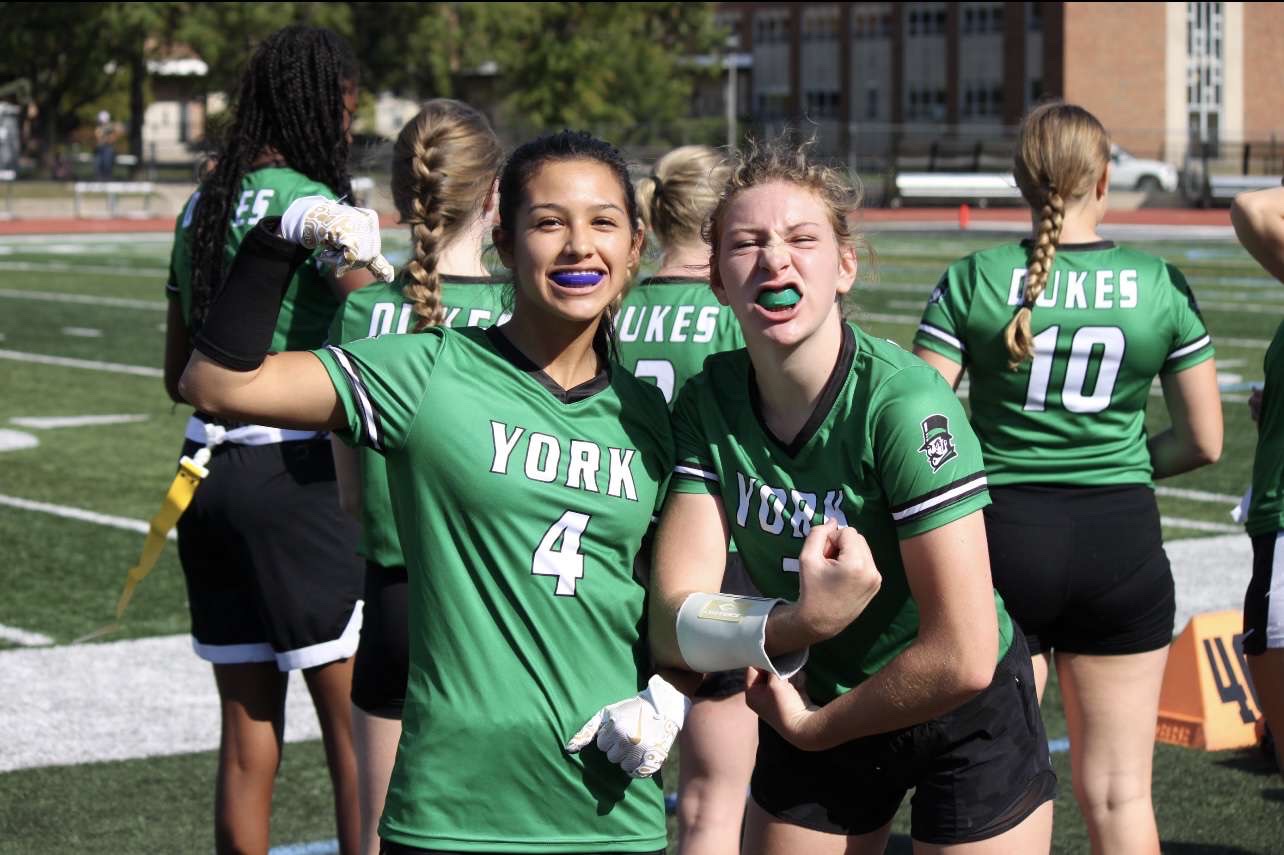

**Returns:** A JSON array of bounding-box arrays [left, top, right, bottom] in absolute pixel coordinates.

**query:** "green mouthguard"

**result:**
[[756, 287, 801, 309]]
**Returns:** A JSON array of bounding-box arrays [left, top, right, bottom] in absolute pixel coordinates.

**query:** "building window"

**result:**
[[866, 87, 879, 120], [1027, 2, 1043, 31], [754, 13, 792, 46], [805, 90, 841, 118], [1187, 1, 1223, 152]]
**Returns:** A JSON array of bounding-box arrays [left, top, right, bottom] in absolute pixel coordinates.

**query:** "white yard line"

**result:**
[[0, 349, 162, 377], [0, 624, 54, 647], [0, 529, 1250, 774], [0, 634, 321, 773], [1154, 486, 1243, 505], [10, 414, 149, 430], [0, 289, 166, 310], [1161, 515, 1242, 534], [0, 260, 167, 277], [270, 841, 338, 855], [62, 326, 103, 338], [0, 493, 174, 540]]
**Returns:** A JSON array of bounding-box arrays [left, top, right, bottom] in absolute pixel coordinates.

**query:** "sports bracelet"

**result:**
[[675, 592, 809, 679]]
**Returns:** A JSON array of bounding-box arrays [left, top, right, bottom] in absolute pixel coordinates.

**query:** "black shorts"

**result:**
[[1245, 531, 1284, 655], [693, 552, 759, 700], [750, 634, 1055, 844], [177, 436, 364, 670], [985, 483, 1175, 656], [352, 561, 409, 717]]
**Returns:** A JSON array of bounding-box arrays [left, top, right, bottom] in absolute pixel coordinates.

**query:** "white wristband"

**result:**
[[675, 593, 808, 679]]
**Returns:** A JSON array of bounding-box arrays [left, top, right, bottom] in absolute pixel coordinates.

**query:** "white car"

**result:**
[[1110, 145, 1179, 193]]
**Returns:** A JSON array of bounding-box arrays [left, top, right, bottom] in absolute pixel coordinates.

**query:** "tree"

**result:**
[[172, 2, 353, 95], [479, 2, 724, 145], [0, 3, 126, 168]]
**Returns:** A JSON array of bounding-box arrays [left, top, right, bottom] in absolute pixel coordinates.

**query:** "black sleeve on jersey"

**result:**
[[193, 217, 313, 370]]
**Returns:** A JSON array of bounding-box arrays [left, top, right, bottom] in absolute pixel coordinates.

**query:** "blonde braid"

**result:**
[[401, 138, 447, 332], [391, 99, 504, 333], [1004, 189, 1064, 368], [1006, 100, 1111, 368]]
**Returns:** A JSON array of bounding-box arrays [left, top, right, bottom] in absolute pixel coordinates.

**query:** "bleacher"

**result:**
[[1185, 140, 1284, 207], [886, 137, 1021, 207]]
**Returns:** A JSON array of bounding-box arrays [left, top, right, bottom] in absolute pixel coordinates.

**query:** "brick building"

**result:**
[[715, 1, 1284, 165]]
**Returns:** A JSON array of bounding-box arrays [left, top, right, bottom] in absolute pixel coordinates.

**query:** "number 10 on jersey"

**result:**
[[533, 511, 592, 596], [1024, 325, 1124, 414]]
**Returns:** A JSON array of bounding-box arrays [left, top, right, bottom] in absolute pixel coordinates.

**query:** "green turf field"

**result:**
[[0, 228, 1281, 853]]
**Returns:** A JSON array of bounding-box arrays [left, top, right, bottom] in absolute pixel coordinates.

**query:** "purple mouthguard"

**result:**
[[551, 270, 604, 288]]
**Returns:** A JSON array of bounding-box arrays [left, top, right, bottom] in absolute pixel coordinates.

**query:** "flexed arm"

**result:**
[[179, 199, 394, 430]]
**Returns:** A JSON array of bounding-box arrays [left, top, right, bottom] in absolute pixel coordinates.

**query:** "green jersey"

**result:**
[[670, 323, 1012, 705], [1247, 320, 1284, 535], [314, 326, 672, 852], [914, 241, 1214, 486], [616, 277, 744, 405], [167, 166, 341, 350], [327, 275, 510, 567]]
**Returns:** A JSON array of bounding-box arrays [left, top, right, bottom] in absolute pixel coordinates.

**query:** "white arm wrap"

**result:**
[[675, 593, 808, 679]]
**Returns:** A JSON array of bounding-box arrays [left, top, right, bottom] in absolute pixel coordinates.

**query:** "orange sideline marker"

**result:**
[[1156, 610, 1263, 751]]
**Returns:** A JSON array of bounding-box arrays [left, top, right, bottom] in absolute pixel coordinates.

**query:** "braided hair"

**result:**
[[391, 100, 503, 332], [495, 131, 642, 358], [1004, 101, 1111, 369], [186, 24, 357, 332]]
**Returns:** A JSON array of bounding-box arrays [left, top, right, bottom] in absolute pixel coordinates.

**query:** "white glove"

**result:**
[[278, 195, 395, 283], [564, 674, 691, 778]]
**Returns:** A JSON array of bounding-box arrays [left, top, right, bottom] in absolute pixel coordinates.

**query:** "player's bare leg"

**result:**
[[677, 690, 758, 855], [1246, 649, 1284, 776], [303, 658, 361, 855], [1057, 647, 1169, 855], [1030, 650, 1052, 703], [741, 798, 890, 855], [351, 705, 402, 855], [213, 662, 288, 855]]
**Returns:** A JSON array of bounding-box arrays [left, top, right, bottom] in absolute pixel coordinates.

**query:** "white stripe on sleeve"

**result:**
[[674, 464, 719, 483], [917, 323, 966, 353], [1166, 334, 1211, 362], [890, 475, 988, 523], [326, 346, 382, 452]]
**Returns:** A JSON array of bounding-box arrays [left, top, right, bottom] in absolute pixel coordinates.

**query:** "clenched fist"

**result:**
[[792, 520, 882, 642]]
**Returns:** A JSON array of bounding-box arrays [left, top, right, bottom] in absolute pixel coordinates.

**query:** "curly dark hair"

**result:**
[[186, 24, 357, 331]]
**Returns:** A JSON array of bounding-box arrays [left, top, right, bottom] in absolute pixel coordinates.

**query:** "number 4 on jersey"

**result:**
[[533, 511, 591, 596]]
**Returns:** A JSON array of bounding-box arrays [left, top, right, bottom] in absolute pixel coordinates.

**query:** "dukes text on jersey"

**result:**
[[616, 304, 722, 344], [1006, 268, 1140, 310]]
